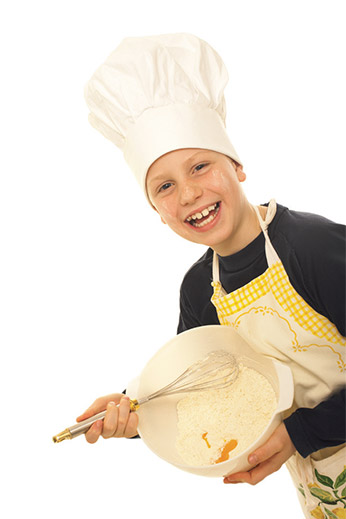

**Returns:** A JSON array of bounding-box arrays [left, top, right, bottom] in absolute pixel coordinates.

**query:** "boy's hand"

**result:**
[[76, 393, 139, 443], [223, 423, 296, 485]]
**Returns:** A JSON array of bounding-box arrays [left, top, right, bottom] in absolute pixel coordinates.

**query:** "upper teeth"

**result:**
[[186, 204, 217, 222]]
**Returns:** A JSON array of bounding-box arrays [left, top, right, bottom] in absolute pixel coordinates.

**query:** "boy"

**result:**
[[77, 34, 345, 518]]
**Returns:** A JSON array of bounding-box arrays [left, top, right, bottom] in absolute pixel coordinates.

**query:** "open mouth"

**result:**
[[185, 202, 221, 228]]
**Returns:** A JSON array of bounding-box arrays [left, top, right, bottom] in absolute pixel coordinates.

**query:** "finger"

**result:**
[[249, 458, 281, 484], [102, 401, 119, 439], [247, 444, 279, 467], [84, 419, 103, 444], [114, 396, 131, 437], [76, 394, 122, 422], [223, 445, 275, 485], [223, 471, 249, 484], [224, 456, 281, 485], [247, 423, 289, 466], [124, 410, 139, 438]]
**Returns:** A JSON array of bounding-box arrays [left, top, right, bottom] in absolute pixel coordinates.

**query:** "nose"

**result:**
[[179, 179, 203, 206]]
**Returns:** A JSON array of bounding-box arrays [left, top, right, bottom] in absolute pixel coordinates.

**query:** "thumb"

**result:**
[[248, 422, 289, 465], [248, 437, 278, 466]]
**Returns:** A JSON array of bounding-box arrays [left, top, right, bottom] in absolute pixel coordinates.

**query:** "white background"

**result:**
[[1, 1, 344, 517]]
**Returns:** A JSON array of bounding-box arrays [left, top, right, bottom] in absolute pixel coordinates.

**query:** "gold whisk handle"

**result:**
[[130, 399, 139, 411], [52, 399, 139, 443]]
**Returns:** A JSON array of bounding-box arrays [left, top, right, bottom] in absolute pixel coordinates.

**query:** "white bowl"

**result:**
[[127, 325, 293, 478]]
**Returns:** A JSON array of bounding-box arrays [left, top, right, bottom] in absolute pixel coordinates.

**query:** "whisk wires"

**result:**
[[143, 350, 239, 402]]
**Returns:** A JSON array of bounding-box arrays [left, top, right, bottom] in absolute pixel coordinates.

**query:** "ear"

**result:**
[[236, 164, 246, 183], [160, 215, 167, 225]]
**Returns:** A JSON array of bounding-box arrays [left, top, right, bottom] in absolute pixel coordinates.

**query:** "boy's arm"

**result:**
[[304, 221, 345, 337], [177, 285, 203, 333], [177, 261, 220, 334], [283, 387, 346, 457]]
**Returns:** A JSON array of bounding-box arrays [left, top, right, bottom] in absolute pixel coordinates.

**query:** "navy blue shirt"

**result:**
[[177, 203, 346, 457]]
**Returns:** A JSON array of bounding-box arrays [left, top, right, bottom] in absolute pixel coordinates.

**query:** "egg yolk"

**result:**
[[201, 433, 238, 463], [202, 432, 211, 448], [215, 439, 238, 464]]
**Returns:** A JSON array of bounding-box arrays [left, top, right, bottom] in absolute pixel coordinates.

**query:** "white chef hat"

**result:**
[[85, 33, 241, 198]]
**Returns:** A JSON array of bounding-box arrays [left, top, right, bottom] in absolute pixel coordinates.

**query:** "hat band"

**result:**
[[123, 104, 241, 194]]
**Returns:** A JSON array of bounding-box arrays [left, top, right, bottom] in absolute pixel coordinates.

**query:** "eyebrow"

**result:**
[[147, 150, 211, 187], [182, 150, 210, 167]]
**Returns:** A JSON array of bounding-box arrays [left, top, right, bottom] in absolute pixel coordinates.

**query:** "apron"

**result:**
[[210, 200, 346, 519]]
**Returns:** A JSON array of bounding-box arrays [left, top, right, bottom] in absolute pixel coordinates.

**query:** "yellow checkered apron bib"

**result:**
[[211, 200, 346, 518]]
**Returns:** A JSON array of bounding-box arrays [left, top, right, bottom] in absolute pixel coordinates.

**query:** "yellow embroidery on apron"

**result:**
[[212, 261, 345, 348], [300, 344, 345, 373], [231, 305, 299, 345]]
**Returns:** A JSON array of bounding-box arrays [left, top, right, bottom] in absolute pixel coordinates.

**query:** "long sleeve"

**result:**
[[284, 388, 346, 457]]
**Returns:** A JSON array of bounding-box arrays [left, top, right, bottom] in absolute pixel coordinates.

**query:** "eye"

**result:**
[[158, 182, 173, 193], [194, 163, 208, 172]]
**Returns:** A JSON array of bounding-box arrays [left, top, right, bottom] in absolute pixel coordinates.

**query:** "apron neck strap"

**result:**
[[253, 198, 277, 232], [212, 248, 221, 283], [253, 199, 281, 267]]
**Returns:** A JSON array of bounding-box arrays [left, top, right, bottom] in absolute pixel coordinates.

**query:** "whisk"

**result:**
[[52, 350, 239, 443]]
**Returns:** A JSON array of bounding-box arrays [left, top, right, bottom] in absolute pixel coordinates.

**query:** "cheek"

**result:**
[[155, 199, 177, 224], [209, 168, 221, 182], [208, 168, 233, 193]]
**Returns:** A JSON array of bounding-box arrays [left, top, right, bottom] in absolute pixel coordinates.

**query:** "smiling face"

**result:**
[[146, 148, 260, 256]]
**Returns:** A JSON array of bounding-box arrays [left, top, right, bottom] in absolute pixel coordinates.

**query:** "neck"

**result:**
[[213, 203, 266, 257]]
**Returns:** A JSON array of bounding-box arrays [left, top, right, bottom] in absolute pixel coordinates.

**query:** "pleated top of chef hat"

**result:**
[[85, 33, 241, 195]]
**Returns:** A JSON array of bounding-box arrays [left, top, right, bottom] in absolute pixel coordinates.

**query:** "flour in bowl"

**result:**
[[175, 365, 277, 466]]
